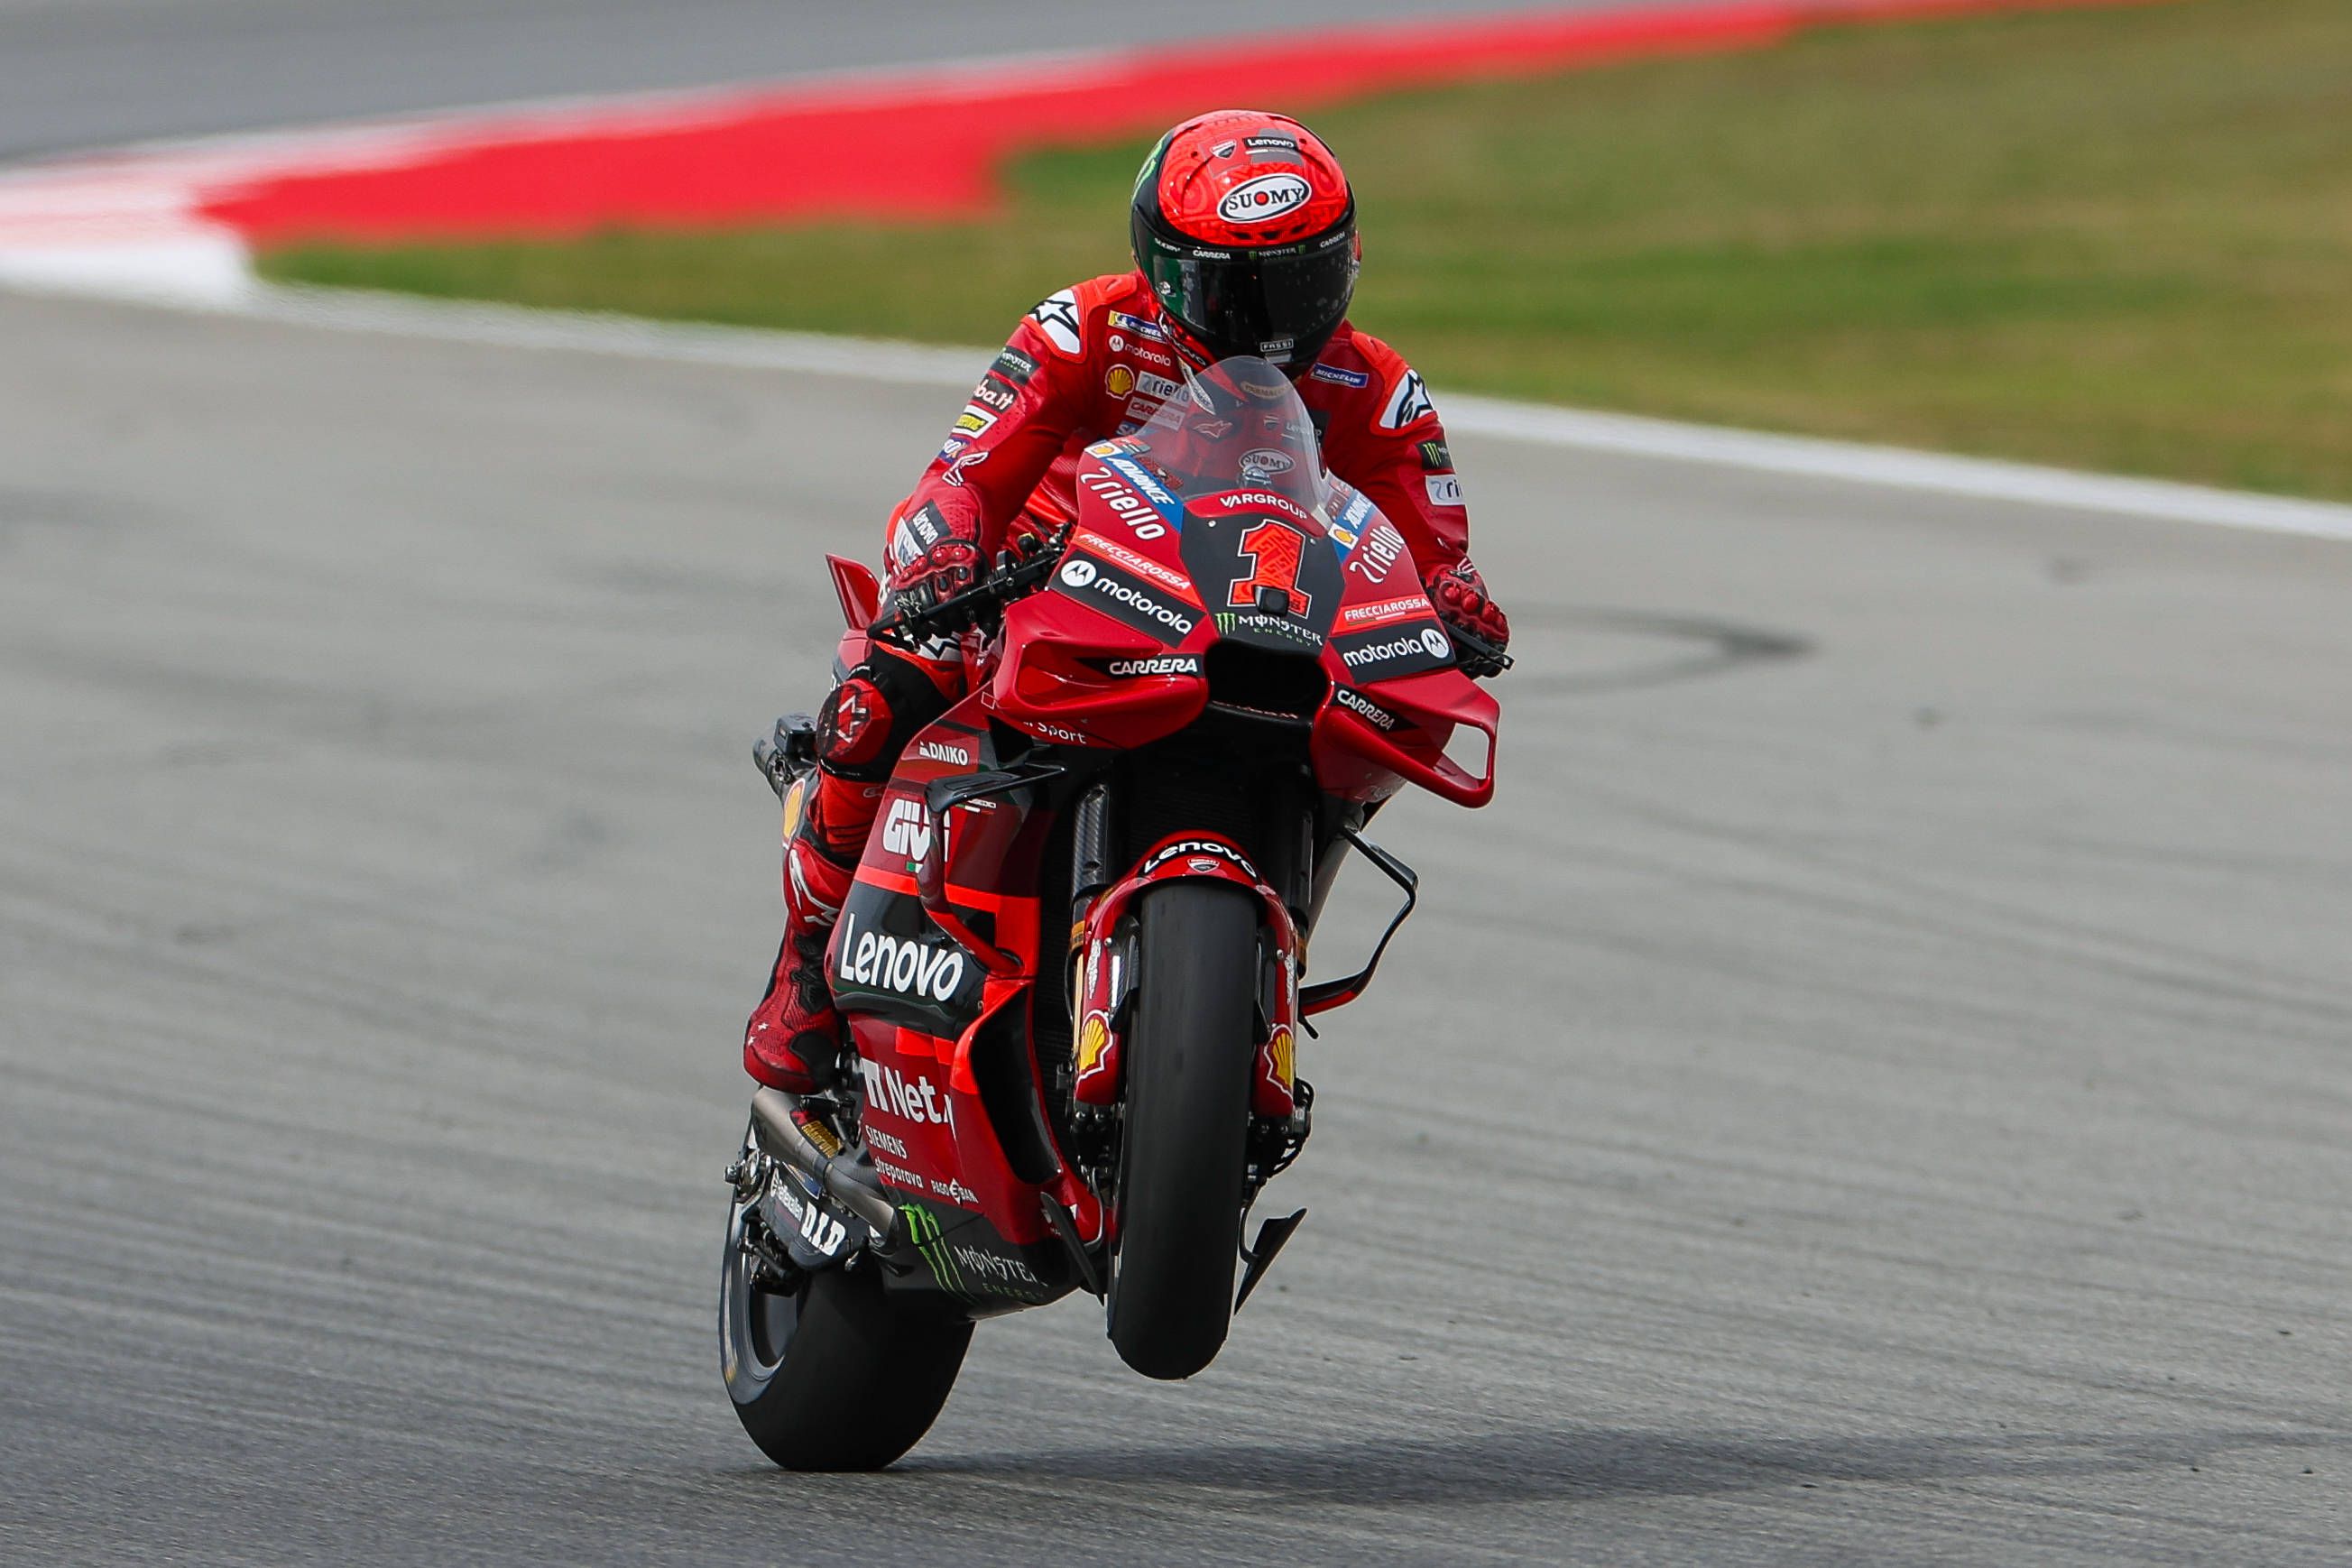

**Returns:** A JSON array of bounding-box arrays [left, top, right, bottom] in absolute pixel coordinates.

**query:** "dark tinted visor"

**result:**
[[1135, 220, 1358, 362]]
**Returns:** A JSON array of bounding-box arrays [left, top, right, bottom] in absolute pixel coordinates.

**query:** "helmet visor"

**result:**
[[1136, 221, 1358, 364]]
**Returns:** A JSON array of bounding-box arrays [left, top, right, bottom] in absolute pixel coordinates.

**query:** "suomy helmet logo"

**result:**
[[1218, 172, 1312, 225]]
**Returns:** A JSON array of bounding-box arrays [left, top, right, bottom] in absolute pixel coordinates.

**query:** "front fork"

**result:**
[[1065, 796, 1309, 1175]]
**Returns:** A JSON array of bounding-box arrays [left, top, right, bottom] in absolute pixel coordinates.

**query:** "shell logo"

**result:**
[[1268, 1024, 1295, 1089], [1218, 171, 1313, 225], [1106, 364, 1137, 398], [779, 774, 807, 844], [1076, 1012, 1111, 1075]]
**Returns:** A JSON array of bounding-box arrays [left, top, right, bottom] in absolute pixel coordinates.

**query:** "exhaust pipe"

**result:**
[[748, 1087, 901, 1242]]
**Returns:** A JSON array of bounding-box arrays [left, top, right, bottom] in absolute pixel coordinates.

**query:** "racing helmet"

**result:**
[[1130, 110, 1359, 372]]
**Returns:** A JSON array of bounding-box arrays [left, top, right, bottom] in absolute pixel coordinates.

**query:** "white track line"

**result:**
[[236, 284, 2352, 540], [20, 275, 2352, 542]]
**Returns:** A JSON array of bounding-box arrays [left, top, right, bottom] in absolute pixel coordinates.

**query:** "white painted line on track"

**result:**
[[21, 276, 2352, 544]]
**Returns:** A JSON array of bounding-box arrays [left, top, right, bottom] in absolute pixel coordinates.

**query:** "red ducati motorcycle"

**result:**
[[720, 356, 1503, 1470]]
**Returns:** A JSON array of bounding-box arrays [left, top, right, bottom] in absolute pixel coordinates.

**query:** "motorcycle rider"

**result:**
[[746, 108, 1511, 1093]]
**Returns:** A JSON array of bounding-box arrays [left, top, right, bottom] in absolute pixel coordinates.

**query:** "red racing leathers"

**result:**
[[884, 270, 1471, 594], [744, 272, 1492, 1090]]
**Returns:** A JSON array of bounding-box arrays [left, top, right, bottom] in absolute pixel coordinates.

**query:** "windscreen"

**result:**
[[1136, 355, 1330, 513]]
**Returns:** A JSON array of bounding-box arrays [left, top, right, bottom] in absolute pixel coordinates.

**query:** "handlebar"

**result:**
[[870, 527, 1070, 646]]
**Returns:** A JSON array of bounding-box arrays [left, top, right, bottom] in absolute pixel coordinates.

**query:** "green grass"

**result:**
[[264, 0, 2352, 499]]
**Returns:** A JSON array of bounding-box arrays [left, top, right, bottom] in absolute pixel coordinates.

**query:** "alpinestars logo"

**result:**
[[881, 798, 933, 860], [858, 1056, 955, 1128], [836, 911, 968, 1004], [1028, 290, 1083, 355], [1378, 368, 1436, 431]]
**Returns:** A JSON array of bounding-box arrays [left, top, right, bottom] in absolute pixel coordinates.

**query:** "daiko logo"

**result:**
[[1219, 172, 1312, 224]]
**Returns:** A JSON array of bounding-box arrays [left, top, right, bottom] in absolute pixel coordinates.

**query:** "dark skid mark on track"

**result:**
[[899, 1424, 2350, 1511], [1506, 604, 1812, 697]]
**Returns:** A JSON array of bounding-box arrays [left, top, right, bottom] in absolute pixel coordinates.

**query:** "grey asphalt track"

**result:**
[[0, 0, 1695, 162], [2, 290, 2347, 1564]]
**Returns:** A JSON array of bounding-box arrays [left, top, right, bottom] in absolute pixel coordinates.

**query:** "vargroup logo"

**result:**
[[1219, 171, 1313, 225], [838, 911, 968, 1005]]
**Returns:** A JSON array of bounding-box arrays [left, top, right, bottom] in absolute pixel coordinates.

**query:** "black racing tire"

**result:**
[[720, 1190, 973, 1471], [1106, 880, 1259, 1380]]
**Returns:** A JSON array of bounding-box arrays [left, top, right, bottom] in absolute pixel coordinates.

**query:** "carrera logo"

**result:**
[[1333, 622, 1455, 682], [915, 740, 972, 767], [881, 798, 933, 860], [857, 1054, 956, 1126], [1094, 654, 1202, 678], [1342, 594, 1431, 629], [1333, 686, 1401, 731], [1219, 172, 1313, 224], [837, 911, 968, 1005]]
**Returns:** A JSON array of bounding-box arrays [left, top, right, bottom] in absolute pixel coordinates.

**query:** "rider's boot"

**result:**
[[742, 765, 879, 1093]]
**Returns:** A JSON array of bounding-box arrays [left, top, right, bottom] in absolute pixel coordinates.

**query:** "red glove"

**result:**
[[885, 502, 984, 623], [1426, 559, 1510, 677]]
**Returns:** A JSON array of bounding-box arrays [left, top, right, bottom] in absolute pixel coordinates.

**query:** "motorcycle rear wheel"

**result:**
[[1106, 880, 1259, 1379], [720, 1185, 973, 1470]]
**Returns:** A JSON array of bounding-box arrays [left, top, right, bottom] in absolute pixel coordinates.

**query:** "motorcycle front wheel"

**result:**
[[1105, 879, 1259, 1379], [720, 1176, 972, 1470]]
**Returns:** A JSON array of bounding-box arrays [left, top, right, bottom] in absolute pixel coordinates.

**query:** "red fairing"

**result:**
[[881, 272, 1471, 592], [1070, 833, 1303, 1121]]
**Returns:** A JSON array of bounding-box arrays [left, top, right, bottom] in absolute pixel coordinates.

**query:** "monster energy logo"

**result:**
[[900, 1204, 970, 1299]]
